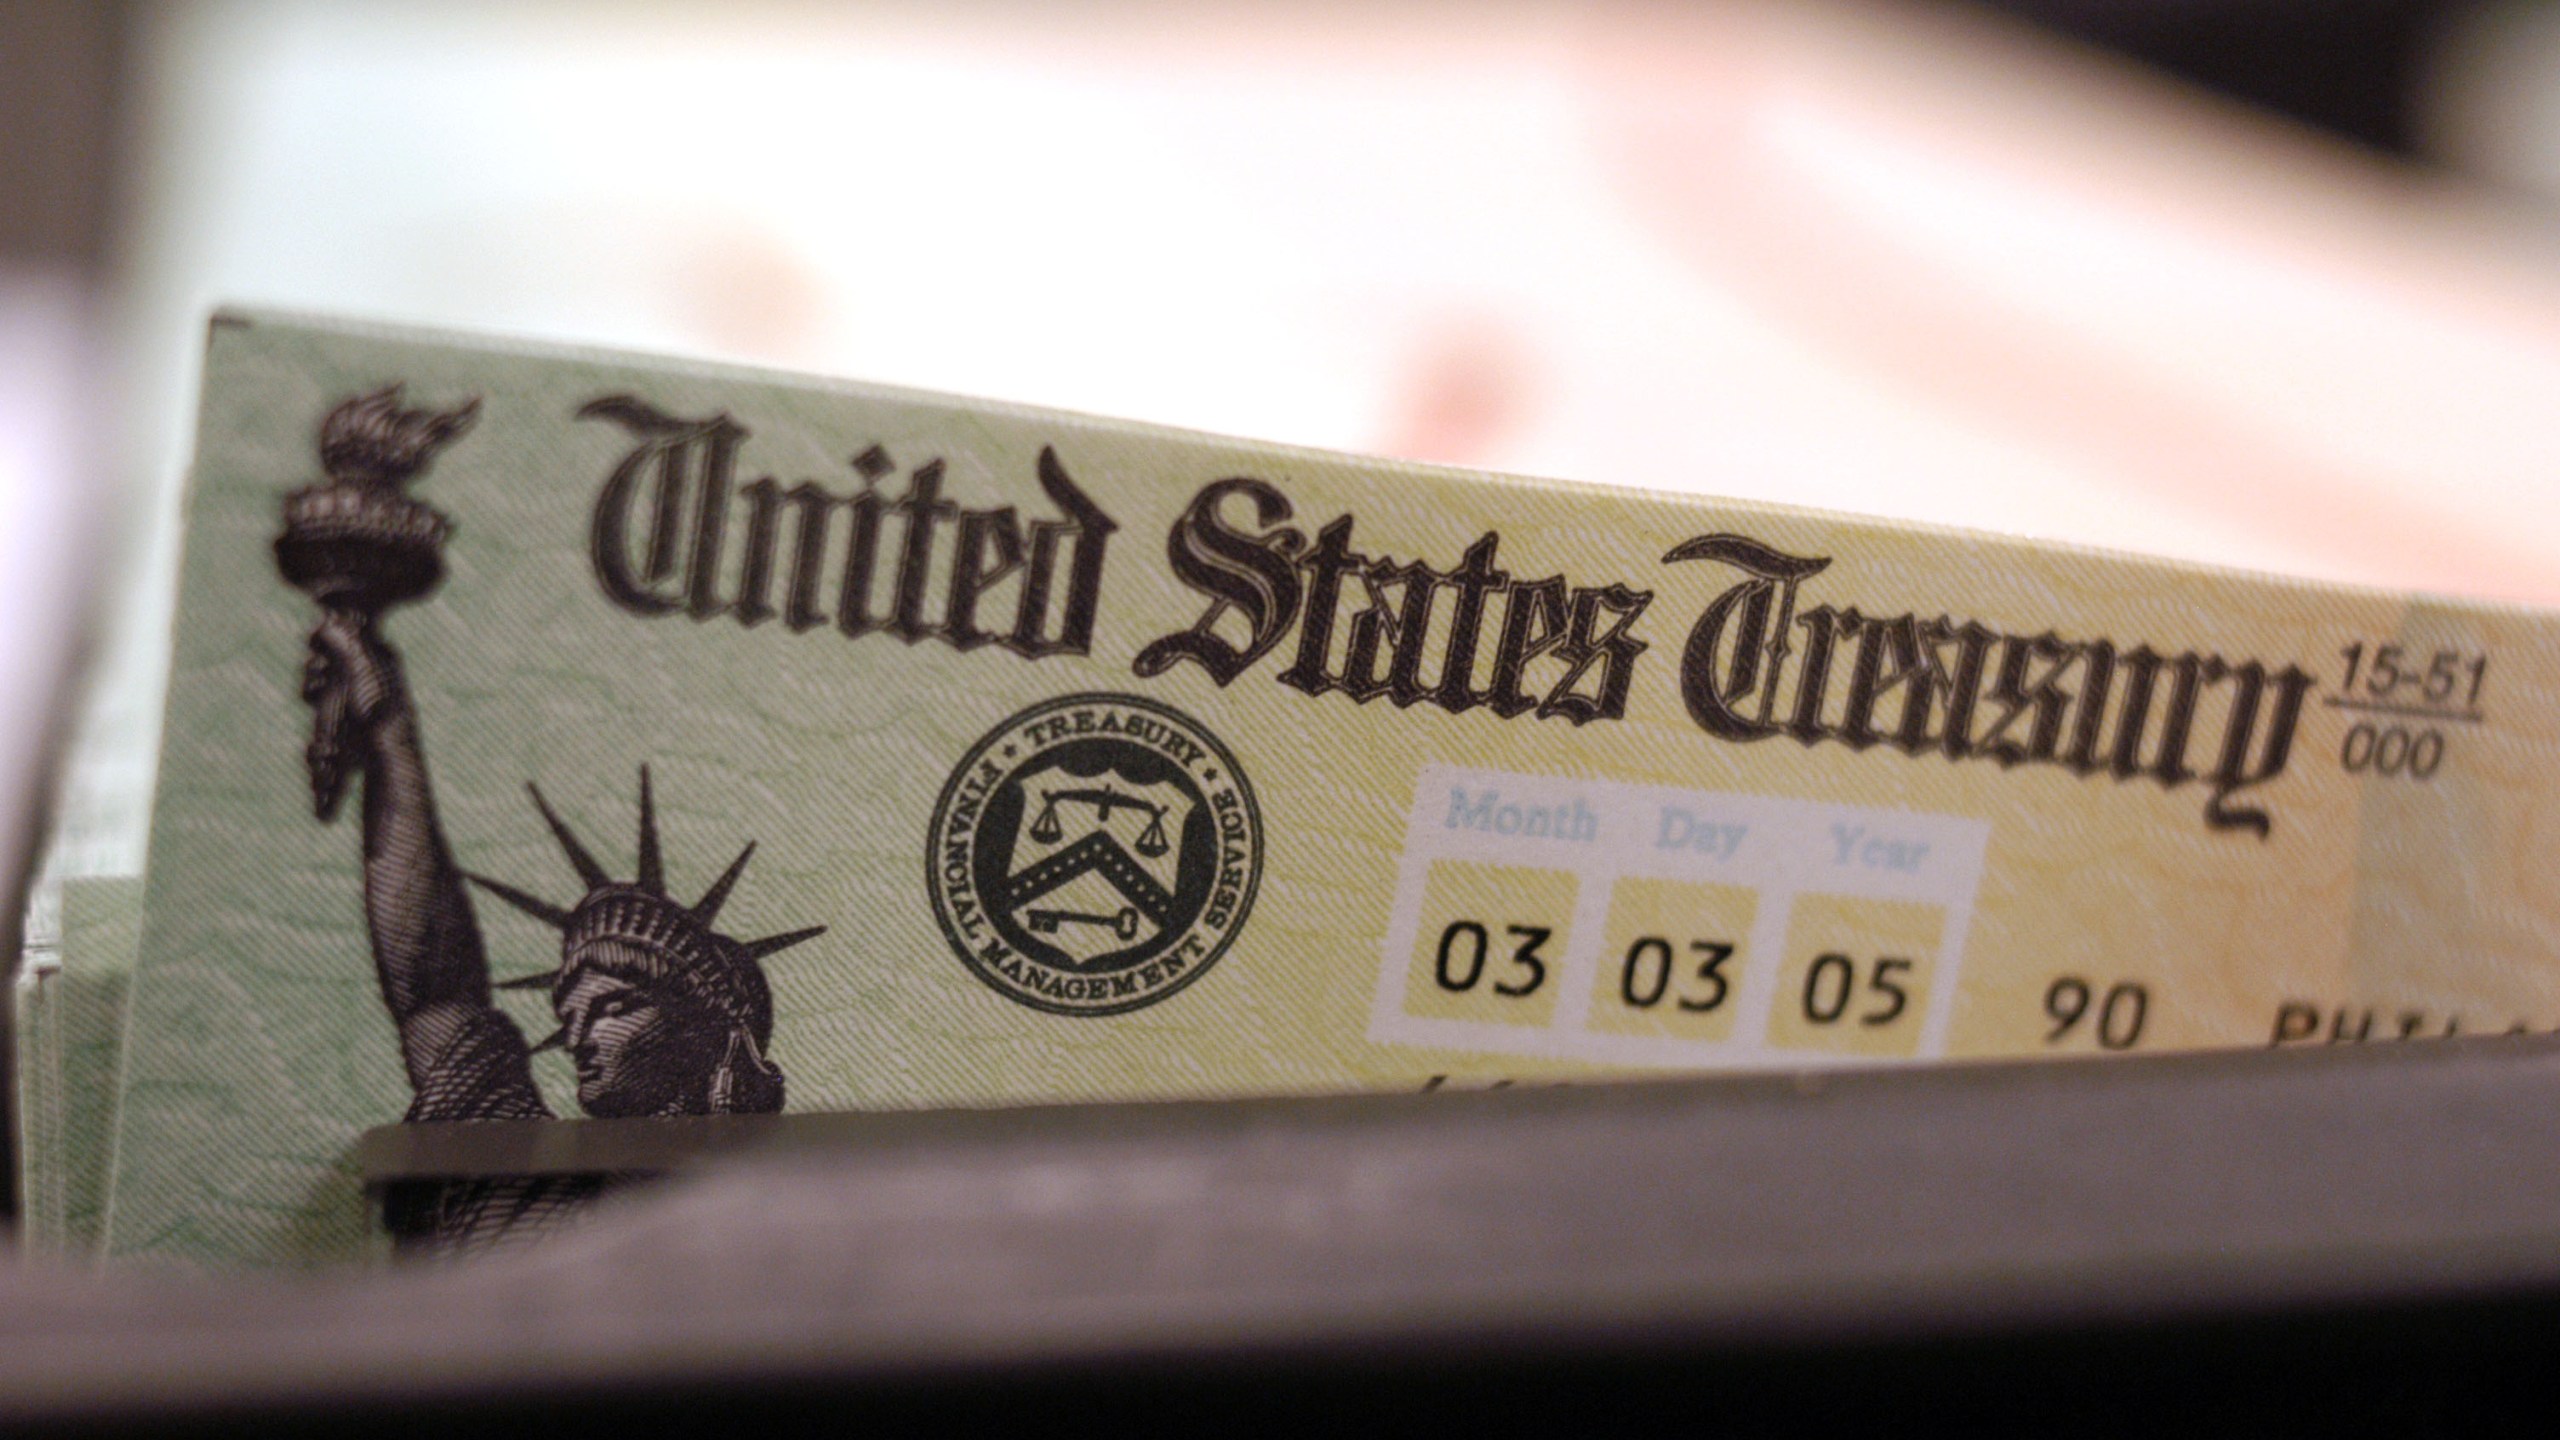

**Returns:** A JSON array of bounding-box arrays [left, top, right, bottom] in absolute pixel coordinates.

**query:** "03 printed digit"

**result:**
[[1402, 860, 1575, 1029]]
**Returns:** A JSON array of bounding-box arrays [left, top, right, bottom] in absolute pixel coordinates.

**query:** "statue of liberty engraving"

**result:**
[[279, 387, 823, 1251]]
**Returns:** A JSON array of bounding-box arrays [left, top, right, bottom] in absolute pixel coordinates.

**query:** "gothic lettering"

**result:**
[[1141, 482, 1652, 726], [1667, 534, 2314, 835], [581, 396, 1114, 660]]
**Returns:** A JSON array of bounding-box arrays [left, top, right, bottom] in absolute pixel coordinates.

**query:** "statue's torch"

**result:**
[[273, 386, 477, 821]]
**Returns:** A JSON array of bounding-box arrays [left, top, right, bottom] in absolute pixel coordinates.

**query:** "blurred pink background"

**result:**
[[9, 0, 2560, 884]]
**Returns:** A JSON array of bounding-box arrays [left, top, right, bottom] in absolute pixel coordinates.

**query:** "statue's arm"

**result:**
[[305, 613, 528, 1098]]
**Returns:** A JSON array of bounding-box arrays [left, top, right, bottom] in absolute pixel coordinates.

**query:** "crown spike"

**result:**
[[739, 925, 827, 962], [493, 969, 562, 992], [528, 1026, 569, 1054], [692, 841, 756, 925], [464, 872, 573, 930], [527, 782, 611, 890], [635, 764, 664, 896]]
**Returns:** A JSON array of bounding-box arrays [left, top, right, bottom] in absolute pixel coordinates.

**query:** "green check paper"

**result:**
[[80, 310, 2560, 1266]]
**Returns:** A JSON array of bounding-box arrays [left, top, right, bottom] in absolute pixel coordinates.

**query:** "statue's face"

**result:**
[[554, 947, 722, 1117]]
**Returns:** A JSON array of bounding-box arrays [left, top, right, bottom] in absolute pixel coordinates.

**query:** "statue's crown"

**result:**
[[466, 768, 826, 1049], [320, 386, 480, 488]]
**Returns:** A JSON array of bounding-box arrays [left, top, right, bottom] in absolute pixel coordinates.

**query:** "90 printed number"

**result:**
[[2043, 975, 2148, 1049]]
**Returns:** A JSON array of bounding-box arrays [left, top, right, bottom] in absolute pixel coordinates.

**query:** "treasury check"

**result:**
[[103, 309, 2560, 1264]]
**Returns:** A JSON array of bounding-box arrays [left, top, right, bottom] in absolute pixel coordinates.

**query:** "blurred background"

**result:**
[[7, 0, 2560, 896]]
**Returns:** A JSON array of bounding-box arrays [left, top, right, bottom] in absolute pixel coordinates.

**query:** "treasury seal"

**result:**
[[928, 692, 1263, 1016]]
